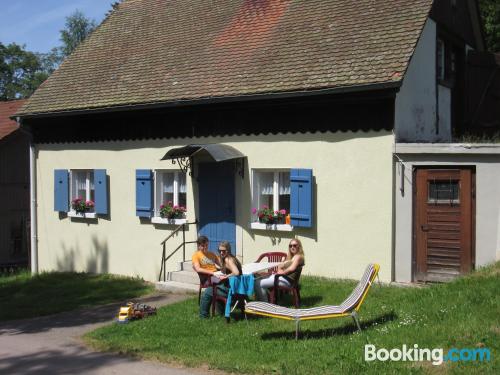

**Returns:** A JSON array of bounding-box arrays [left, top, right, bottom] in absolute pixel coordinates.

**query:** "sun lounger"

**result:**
[[245, 263, 380, 339]]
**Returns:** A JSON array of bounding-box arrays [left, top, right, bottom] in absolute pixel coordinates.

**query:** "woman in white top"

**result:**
[[254, 238, 305, 302]]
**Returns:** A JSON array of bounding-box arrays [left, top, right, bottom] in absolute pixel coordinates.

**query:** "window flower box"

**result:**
[[250, 222, 294, 231], [151, 217, 188, 225], [68, 211, 97, 219]]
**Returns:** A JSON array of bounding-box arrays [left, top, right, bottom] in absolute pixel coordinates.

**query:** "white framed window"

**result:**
[[251, 170, 291, 230], [70, 170, 95, 213], [153, 170, 187, 218]]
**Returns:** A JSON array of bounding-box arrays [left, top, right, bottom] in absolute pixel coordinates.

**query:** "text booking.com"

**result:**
[[365, 344, 491, 366]]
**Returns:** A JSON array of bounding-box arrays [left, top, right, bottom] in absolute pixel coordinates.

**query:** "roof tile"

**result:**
[[0, 100, 26, 140], [18, 0, 433, 116]]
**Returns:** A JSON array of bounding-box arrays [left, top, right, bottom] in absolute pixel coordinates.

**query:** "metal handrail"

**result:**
[[160, 224, 184, 246], [159, 220, 198, 282]]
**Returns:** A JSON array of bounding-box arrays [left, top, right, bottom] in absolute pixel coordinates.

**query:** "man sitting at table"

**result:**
[[193, 237, 241, 318]]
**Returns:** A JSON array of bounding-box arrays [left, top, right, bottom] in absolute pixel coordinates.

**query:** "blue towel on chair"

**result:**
[[225, 274, 255, 318]]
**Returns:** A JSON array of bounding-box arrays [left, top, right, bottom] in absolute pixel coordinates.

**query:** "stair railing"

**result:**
[[158, 220, 198, 282]]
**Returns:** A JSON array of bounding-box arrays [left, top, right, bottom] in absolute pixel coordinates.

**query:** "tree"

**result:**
[[0, 9, 99, 100], [36, 47, 63, 74], [479, 0, 500, 52], [59, 10, 97, 57], [0, 42, 49, 100]]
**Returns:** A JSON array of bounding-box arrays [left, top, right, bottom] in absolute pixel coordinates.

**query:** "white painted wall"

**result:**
[[35, 131, 395, 282], [394, 144, 500, 282], [395, 19, 451, 142]]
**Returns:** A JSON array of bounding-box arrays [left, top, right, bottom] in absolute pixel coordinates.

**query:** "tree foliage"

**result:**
[[479, 0, 500, 52], [0, 42, 49, 100], [59, 10, 97, 57], [0, 9, 97, 100]]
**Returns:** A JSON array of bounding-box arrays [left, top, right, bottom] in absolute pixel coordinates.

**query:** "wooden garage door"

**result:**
[[414, 168, 474, 282]]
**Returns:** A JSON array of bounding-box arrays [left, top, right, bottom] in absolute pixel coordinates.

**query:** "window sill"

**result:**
[[250, 222, 294, 232], [68, 211, 97, 219], [151, 217, 188, 225]]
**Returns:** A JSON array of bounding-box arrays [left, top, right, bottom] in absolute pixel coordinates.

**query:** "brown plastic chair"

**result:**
[[211, 286, 247, 322], [197, 273, 217, 305], [255, 252, 287, 275], [197, 273, 227, 317], [269, 266, 302, 308]]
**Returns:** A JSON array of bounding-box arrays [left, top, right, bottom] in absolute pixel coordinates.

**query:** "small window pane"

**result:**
[[179, 173, 187, 193], [178, 173, 187, 208], [89, 172, 95, 202], [258, 172, 274, 209], [428, 180, 459, 202], [278, 172, 290, 212], [162, 192, 174, 205], [161, 172, 174, 206], [179, 193, 187, 208], [73, 171, 86, 199], [162, 173, 174, 193]]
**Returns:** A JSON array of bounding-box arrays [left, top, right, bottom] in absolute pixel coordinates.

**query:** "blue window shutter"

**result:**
[[136, 169, 153, 217], [54, 169, 69, 212], [290, 169, 313, 228], [94, 169, 108, 215]]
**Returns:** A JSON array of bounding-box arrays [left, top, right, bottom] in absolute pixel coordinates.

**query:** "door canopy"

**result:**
[[161, 144, 246, 176]]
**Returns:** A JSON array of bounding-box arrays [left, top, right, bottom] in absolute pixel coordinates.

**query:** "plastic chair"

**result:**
[[269, 266, 302, 308], [255, 252, 287, 275], [197, 273, 218, 305], [197, 273, 227, 317]]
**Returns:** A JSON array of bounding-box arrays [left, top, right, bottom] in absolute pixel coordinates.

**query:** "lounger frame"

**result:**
[[245, 264, 380, 339]]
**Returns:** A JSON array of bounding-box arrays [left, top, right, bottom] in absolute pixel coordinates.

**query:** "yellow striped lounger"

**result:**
[[245, 263, 380, 339]]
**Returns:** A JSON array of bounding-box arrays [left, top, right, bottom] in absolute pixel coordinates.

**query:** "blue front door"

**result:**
[[198, 162, 236, 254]]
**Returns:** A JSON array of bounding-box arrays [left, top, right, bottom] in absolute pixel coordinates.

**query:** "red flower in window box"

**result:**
[[252, 206, 287, 224], [71, 197, 95, 213], [159, 201, 186, 219]]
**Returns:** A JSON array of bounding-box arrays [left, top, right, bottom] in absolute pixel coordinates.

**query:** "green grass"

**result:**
[[85, 263, 499, 374], [0, 271, 153, 321]]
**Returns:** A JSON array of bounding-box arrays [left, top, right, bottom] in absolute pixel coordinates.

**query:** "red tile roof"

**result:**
[[17, 0, 433, 117], [0, 100, 26, 140]]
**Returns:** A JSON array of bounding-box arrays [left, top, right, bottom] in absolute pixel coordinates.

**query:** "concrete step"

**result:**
[[155, 281, 199, 293], [179, 260, 193, 271], [168, 270, 199, 285]]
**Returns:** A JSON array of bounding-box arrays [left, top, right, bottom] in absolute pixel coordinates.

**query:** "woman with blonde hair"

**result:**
[[254, 238, 305, 302]]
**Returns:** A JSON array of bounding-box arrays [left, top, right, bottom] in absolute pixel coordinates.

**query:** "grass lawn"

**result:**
[[0, 271, 153, 321], [85, 263, 499, 374]]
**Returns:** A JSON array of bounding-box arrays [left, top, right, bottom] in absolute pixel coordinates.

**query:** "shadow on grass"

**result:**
[[299, 295, 324, 306], [0, 294, 188, 335], [259, 311, 398, 340]]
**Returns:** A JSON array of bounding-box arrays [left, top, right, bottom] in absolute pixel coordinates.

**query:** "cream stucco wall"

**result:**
[[35, 131, 394, 282]]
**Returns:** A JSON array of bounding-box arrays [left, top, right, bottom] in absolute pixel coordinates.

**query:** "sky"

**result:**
[[0, 0, 113, 53]]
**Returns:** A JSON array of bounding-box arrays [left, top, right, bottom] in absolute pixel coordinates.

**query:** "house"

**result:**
[[14, 0, 500, 283], [0, 99, 30, 271]]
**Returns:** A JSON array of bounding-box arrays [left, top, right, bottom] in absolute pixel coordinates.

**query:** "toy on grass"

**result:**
[[117, 302, 157, 323]]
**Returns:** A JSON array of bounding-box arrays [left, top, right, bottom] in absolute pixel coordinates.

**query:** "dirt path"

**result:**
[[0, 292, 215, 375]]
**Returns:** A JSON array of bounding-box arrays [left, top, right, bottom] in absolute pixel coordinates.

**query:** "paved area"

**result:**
[[0, 292, 215, 375]]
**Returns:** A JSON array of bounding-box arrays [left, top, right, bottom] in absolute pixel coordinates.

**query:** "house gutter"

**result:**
[[17, 118, 38, 274]]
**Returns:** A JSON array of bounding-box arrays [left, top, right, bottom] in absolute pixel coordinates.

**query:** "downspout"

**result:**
[[18, 118, 38, 274], [29, 137, 38, 274]]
